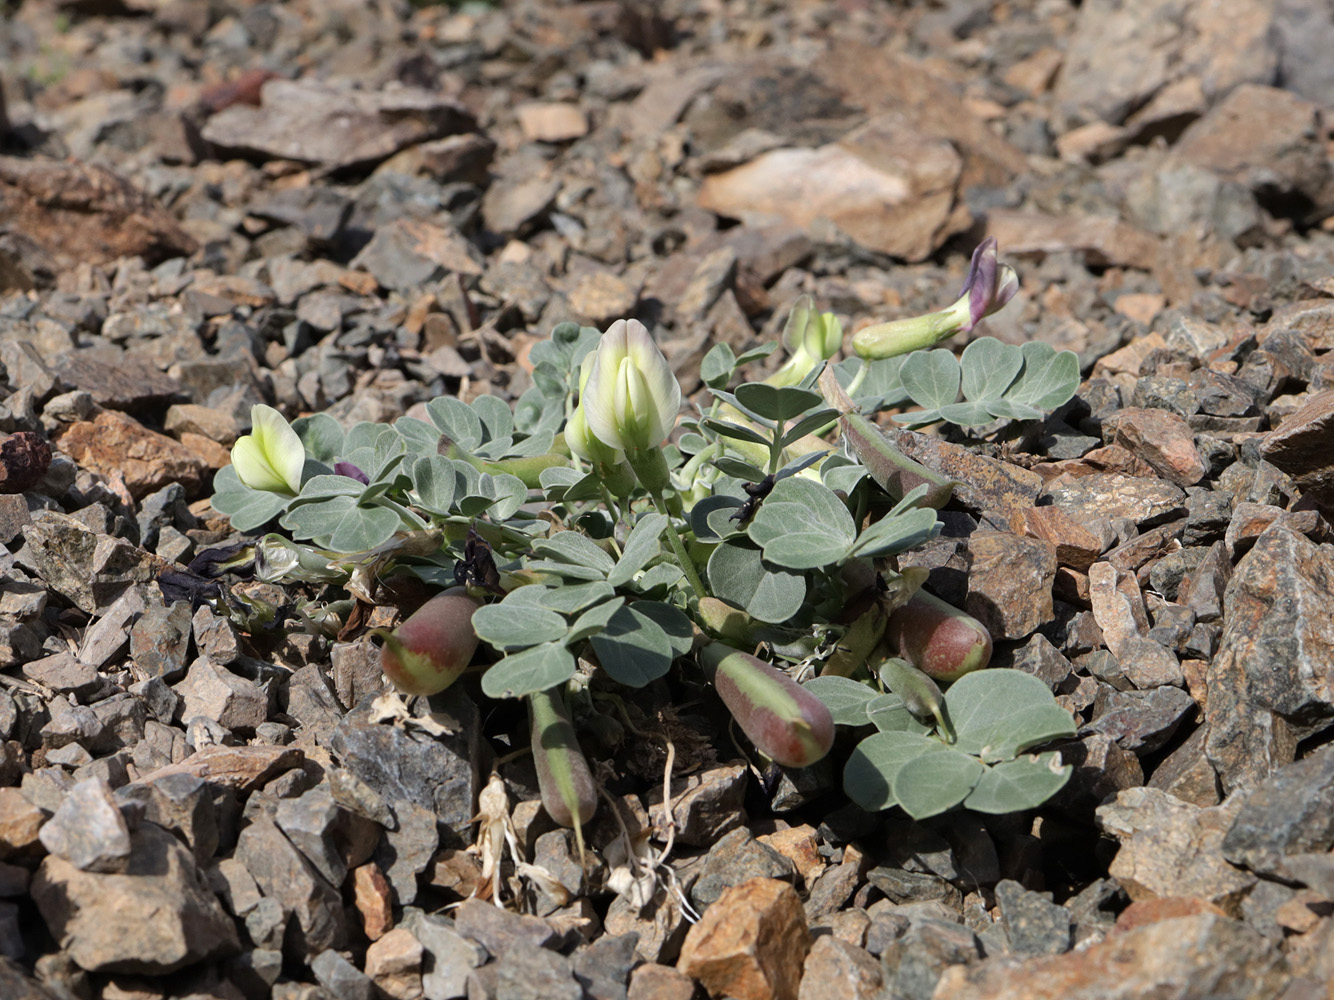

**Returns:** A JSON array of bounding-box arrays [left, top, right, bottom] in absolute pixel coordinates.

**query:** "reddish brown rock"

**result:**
[[698, 115, 969, 262], [1114, 896, 1228, 932], [629, 963, 697, 1000], [963, 531, 1057, 640], [54, 410, 208, 500], [1170, 84, 1333, 222], [1011, 506, 1104, 572], [986, 211, 1160, 269], [1106, 408, 1207, 486], [365, 927, 424, 1000], [677, 877, 811, 1000], [1097, 788, 1254, 915], [933, 914, 1286, 1000], [758, 825, 825, 888], [1260, 388, 1334, 512], [0, 788, 45, 860], [354, 862, 395, 942], [797, 935, 881, 1000], [0, 156, 196, 285]]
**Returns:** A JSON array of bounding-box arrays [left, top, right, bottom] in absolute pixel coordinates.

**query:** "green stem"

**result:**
[[843, 359, 869, 400], [650, 492, 706, 599]]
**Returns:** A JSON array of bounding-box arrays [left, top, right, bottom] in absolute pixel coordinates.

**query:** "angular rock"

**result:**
[[1097, 787, 1254, 915], [351, 217, 482, 293], [691, 828, 795, 911], [646, 762, 747, 847], [1171, 84, 1332, 223], [0, 788, 44, 861], [374, 800, 437, 907], [37, 777, 132, 873], [677, 877, 811, 1000], [628, 963, 695, 1000], [404, 909, 487, 1000], [173, 657, 267, 732], [1084, 684, 1195, 754], [1260, 388, 1334, 512], [20, 512, 158, 615], [1041, 473, 1187, 529], [796, 935, 882, 1000], [1221, 746, 1334, 882], [453, 897, 557, 958], [1105, 407, 1207, 486], [31, 821, 238, 974], [963, 531, 1057, 640], [1204, 526, 1334, 792], [933, 914, 1286, 999], [312, 948, 375, 1000], [698, 115, 968, 262], [330, 690, 478, 841], [129, 597, 194, 682], [994, 880, 1072, 956], [202, 79, 475, 170], [235, 816, 345, 957], [490, 946, 582, 1000], [879, 918, 980, 1000], [366, 926, 424, 1000], [54, 408, 207, 500], [1087, 562, 1183, 688], [0, 156, 195, 278]]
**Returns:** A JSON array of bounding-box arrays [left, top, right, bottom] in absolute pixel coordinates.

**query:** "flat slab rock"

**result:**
[[203, 79, 475, 170], [1204, 525, 1334, 792], [31, 821, 239, 974], [933, 913, 1287, 1000]]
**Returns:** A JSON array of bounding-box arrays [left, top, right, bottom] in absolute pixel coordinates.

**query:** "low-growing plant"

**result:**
[[209, 239, 1081, 839]]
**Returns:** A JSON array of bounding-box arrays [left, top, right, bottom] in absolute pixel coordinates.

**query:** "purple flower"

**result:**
[[334, 461, 369, 485], [959, 237, 1020, 332]]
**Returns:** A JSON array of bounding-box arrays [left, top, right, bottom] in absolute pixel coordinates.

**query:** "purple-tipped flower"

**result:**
[[334, 461, 370, 485], [959, 237, 1019, 333], [851, 240, 1021, 360]]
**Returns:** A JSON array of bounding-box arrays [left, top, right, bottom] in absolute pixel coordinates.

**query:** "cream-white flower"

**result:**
[[582, 319, 681, 454], [230, 404, 304, 495]]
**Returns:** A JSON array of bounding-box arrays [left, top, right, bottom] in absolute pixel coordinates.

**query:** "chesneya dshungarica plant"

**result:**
[[699, 642, 834, 768], [528, 686, 597, 858], [210, 238, 1086, 842], [375, 587, 481, 695]]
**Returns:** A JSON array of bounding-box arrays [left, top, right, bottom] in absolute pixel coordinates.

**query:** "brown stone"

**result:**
[[1011, 506, 1103, 572], [354, 862, 395, 942], [516, 102, 588, 143], [698, 115, 969, 263], [0, 156, 196, 283], [629, 963, 696, 1000], [1106, 408, 1207, 486], [934, 914, 1286, 1000], [131, 744, 304, 792], [1204, 526, 1334, 793], [1113, 896, 1228, 932], [0, 788, 46, 860], [1260, 388, 1334, 512], [54, 410, 208, 500], [1088, 562, 1182, 688], [677, 877, 811, 1000], [796, 935, 882, 1000], [986, 211, 1160, 269], [963, 531, 1057, 640], [1171, 85, 1332, 222], [568, 271, 638, 327], [365, 927, 424, 1000], [1096, 788, 1254, 915], [880, 427, 1043, 519], [758, 825, 825, 888]]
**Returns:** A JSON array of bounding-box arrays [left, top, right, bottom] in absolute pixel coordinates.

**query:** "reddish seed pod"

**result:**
[[886, 590, 992, 682], [701, 642, 835, 768], [378, 587, 481, 696]]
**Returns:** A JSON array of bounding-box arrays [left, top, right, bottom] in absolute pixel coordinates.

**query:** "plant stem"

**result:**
[[650, 492, 706, 599], [843, 359, 869, 400]]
